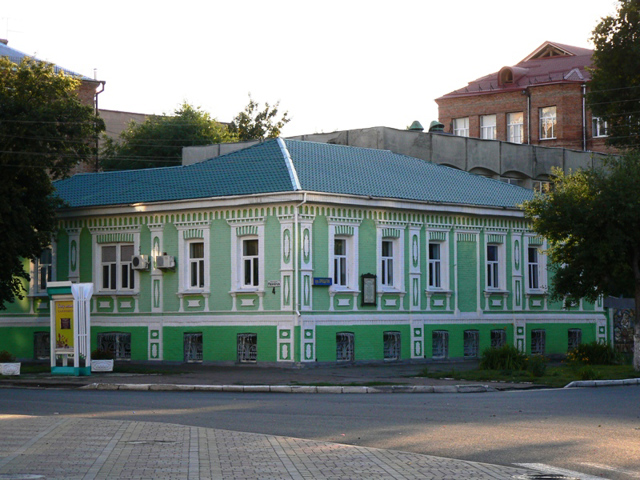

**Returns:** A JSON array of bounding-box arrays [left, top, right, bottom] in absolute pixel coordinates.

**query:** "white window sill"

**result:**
[[178, 289, 210, 296], [526, 289, 547, 295], [425, 288, 452, 294], [539, 137, 556, 141], [484, 289, 509, 295], [230, 289, 265, 295], [95, 291, 139, 296], [329, 287, 359, 294], [28, 292, 50, 298]]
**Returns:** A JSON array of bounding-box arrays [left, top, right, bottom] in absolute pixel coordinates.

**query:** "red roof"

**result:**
[[437, 41, 593, 100]]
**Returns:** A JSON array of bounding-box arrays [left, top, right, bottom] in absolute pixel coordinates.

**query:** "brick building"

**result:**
[[436, 41, 614, 154]]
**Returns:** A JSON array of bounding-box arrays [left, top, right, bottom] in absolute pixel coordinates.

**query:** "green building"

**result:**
[[3, 139, 607, 364]]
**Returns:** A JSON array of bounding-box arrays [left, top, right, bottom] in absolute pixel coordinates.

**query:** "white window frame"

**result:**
[[485, 238, 506, 292], [328, 221, 360, 293], [526, 238, 546, 293], [427, 238, 449, 291], [376, 227, 404, 293], [539, 106, 557, 140], [229, 221, 265, 294], [592, 116, 608, 137], [188, 241, 206, 289], [507, 112, 524, 143], [177, 225, 211, 295], [32, 246, 55, 295], [99, 244, 136, 293], [453, 117, 469, 137], [480, 114, 496, 140], [242, 238, 260, 288]]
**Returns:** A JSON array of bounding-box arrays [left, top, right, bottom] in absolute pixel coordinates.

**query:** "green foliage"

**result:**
[[526, 355, 548, 377], [566, 341, 622, 366], [229, 94, 290, 141], [587, 0, 640, 150], [523, 152, 640, 315], [479, 345, 527, 371], [0, 57, 104, 309], [100, 103, 234, 171], [578, 365, 600, 380], [0, 350, 16, 362]]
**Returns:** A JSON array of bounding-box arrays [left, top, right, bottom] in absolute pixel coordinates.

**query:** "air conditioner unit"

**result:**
[[131, 255, 149, 270], [156, 255, 175, 269]]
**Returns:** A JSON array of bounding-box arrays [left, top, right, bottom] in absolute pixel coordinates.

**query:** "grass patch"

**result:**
[[418, 363, 640, 388]]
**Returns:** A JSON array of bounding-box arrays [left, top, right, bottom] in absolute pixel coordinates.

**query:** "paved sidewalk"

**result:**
[[0, 414, 540, 480]]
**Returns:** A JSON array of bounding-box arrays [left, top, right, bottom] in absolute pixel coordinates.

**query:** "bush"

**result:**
[[91, 349, 115, 360], [0, 350, 16, 362], [480, 345, 527, 370], [527, 355, 548, 377], [566, 341, 622, 366], [578, 365, 600, 380]]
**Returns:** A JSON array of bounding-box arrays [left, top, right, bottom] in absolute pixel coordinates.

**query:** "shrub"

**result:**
[[527, 355, 548, 377], [0, 350, 16, 362], [578, 365, 600, 380], [566, 341, 622, 366], [91, 349, 115, 360], [480, 345, 527, 371]]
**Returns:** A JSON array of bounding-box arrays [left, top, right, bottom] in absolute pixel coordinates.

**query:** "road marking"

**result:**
[[515, 463, 609, 480], [579, 462, 640, 478]]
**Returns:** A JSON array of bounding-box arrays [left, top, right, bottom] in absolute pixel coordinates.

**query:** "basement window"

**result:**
[[237, 333, 257, 363], [184, 332, 203, 363], [97, 332, 131, 360], [383, 331, 401, 361], [336, 332, 355, 362], [531, 329, 546, 355], [34, 331, 50, 360], [568, 329, 582, 351], [464, 330, 480, 358], [432, 330, 449, 360], [490, 329, 506, 348]]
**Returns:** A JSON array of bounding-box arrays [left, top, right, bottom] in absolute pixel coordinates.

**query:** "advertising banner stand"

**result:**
[[47, 281, 93, 376]]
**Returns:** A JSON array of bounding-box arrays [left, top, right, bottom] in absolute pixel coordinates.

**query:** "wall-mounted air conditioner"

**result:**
[[131, 255, 149, 270], [156, 255, 175, 269]]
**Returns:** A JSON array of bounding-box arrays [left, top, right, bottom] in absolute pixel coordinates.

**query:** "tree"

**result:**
[[587, 0, 640, 150], [229, 94, 290, 141], [523, 152, 640, 370], [0, 57, 104, 309], [100, 103, 234, 170]]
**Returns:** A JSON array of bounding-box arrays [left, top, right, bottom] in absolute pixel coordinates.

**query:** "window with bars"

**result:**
[[531, 329, 546, 355], [336, 332, 354, 362], [237, 333, 257, 363], [33, 331, 50, 359], [432, 331, 449, 359], [97, 332, 132, 360], [568, 328, 582, 351], [383, 332, 401, 361], [490, 329, 506, 348], [464, 330, 479, 358], [184, 332, 203, 362]]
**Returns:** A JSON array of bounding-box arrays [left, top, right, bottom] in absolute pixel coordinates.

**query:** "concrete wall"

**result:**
[[183, 126, 611, 189]]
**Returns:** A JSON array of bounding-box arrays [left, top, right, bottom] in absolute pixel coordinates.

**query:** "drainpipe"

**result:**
[[581, 84, 587, 151], [523, 88, 531, 144], [94, 80, 105, 172], [294, 192, 307, 320]]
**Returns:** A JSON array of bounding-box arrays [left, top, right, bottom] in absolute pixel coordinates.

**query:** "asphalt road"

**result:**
[[1, 386, 638, 479]]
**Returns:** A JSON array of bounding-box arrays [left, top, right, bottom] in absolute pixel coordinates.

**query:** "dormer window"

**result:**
[[499, 68, 513, 85]]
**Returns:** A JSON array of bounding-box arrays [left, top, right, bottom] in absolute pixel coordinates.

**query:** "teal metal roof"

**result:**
[[54, 138, 533, 209]]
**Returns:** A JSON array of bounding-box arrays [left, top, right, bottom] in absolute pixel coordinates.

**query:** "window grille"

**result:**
[[432, 330, 449, 359], [336, 332, 354, 362], [383, 331, 401, 361], [568, 328, 582, 351], [34, 331, 50, 359], [490, 329, 506, 348], [97, 332, 132, 360], [464, 330, 479, 358], [184, 333, 203, 362], [237, 333, 257, 363], [531, 329, 546, 355]]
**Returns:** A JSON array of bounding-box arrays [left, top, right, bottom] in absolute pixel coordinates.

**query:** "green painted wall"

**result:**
[[56, 228, 69, 281], [315, 324, 412, 362], [526, 323, 597, 355], [457, 241, 477, 312], [91, 326, 148, 361], [211, 218, 232, 310], [79, 227, 92, 283], [162, 325, 277, 362], [0, 326, 50, 359], [423, 323, 513, 359]]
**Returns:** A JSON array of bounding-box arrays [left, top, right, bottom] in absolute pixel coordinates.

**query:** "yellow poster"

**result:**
[[55, 300, 74, 351]]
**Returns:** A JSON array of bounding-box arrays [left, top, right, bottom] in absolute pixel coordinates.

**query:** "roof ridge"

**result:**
[[277, 138, 301, 191]]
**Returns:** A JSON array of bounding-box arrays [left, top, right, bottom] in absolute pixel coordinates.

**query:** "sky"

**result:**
[[0, 0, 619, 137]]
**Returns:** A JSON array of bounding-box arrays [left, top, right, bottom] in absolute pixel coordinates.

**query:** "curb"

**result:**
[[80, 383, 498, 394], [564, 378, 640, 388]]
